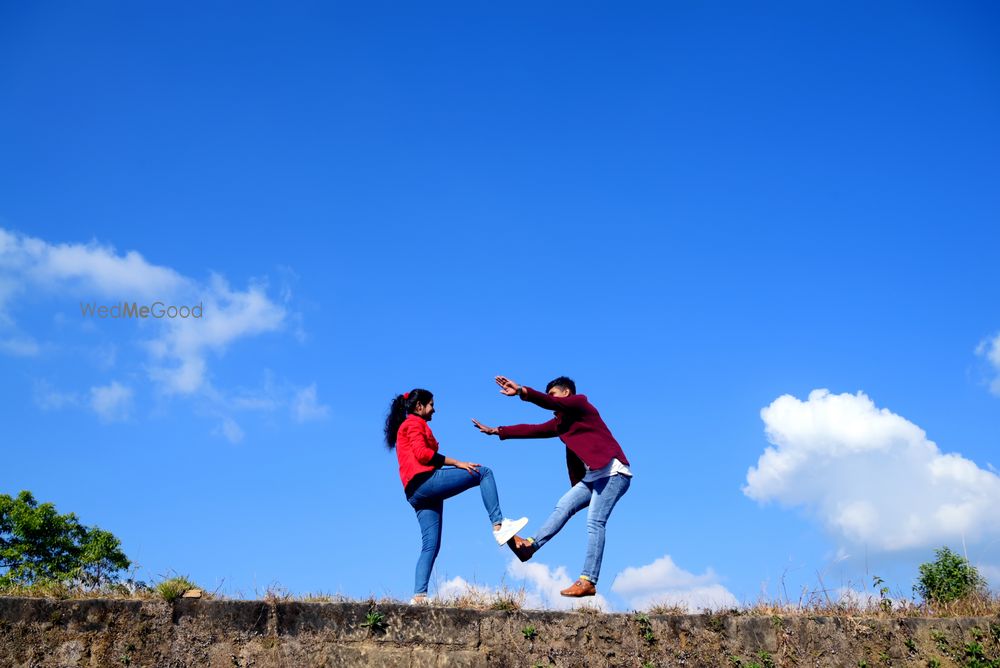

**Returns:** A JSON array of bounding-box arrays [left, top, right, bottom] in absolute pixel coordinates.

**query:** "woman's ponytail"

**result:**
[[384, 388, 433, 448]]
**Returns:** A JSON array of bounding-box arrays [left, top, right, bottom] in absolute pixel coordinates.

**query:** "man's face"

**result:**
[[547, 386, 571, 398]]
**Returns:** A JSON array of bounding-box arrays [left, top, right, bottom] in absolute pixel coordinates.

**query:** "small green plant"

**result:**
[[904, 637, 917, 654], [961, 641, 1000, 667], [927, 659, 941, 668], [522, 624, 538, 640], [930, 629, 949, 653], [155, 576, 197, 602], [707, 613, 726, 633], [858, 660, 869, 668], [119, 642, 136, 666], [634, 613, 656, 643], [915, 546, 987, 605], [756, 650, 776, 668], [360, 609, 387, 635], [965, 642, 985, 658], [489, 596, 521, 612], [872, 575, 893, 613]]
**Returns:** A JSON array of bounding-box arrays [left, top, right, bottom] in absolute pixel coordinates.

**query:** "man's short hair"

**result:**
[[545, 376, 576, 395]]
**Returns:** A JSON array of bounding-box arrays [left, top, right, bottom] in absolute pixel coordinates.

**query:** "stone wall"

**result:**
[[2, 596, 999, 667]]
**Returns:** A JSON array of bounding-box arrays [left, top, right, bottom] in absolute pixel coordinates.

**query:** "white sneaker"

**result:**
[[492, 517, 529, 545], [409, 595, 429, 605]]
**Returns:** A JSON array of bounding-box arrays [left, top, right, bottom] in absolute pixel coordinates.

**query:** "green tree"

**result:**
[[915, 546, 987, 605], [0, 490, 131, 587]]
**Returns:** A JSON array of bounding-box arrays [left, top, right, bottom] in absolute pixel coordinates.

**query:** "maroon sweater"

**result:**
[[497, 387, 629, 486]]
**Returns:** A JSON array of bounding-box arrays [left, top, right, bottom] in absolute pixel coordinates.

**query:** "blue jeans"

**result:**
[[406, 466, 504, 595], [531, 474, 630, 584]]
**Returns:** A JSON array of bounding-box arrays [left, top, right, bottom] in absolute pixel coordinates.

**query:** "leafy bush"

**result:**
[[0, 490, 130, 588], [915, 546, 987, 605]]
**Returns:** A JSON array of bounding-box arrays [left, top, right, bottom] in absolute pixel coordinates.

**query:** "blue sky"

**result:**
[[2, 1, 1000, 610]]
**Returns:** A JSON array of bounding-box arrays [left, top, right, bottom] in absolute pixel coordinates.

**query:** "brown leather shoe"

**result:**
[[559, 579, 596, 597], [506, 535, 538, 562]]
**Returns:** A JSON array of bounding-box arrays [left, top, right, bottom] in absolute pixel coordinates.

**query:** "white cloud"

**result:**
[[291, 383, 330, 423], [215, 417, 245, 444], [146, 273, 286, 395], [89, 381, 133, 422], [976, 334, 1000, 395], [506, 559, 612, 611], [434, 576, 499, 602], [0, 336, 40, 356], [33, 381, 81, 411], [611, 554, 739, 611], [0, 227, 311, 441], [744, 389, 1000, 551], [0, 227, 187, 299], [0, 227, 288, 398]]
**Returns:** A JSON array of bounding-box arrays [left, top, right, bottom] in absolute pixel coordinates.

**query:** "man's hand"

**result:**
[[471, 418, 499, 436], [495, 375, 521, 397]]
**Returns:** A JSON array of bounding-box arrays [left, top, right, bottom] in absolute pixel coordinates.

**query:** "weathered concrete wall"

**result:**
[[2, 596, 999, 667]]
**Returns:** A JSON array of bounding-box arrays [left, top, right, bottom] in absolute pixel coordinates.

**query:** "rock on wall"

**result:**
[[1, 596, 999, 667]]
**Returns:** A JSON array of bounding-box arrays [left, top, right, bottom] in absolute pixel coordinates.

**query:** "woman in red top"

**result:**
[[385, 388, 527, 604]]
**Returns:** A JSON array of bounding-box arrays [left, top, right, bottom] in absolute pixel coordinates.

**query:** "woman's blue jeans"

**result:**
[[531, 474, 630, 584], [406, 466, 504, 595]]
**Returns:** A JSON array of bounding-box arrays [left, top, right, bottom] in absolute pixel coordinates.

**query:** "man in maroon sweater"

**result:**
[[472, 375, 632, 598]]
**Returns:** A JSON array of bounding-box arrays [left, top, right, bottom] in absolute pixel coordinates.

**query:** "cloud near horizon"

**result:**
[[611, 554, 739, 611], [744, 389, 1000, 552], [435, 555, 736, 613]]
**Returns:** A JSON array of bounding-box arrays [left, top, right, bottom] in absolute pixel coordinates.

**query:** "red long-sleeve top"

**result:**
[[395, 414, 445, 492], [497, 386, 629, 486]]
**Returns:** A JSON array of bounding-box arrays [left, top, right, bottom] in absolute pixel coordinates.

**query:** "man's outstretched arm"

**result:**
[[472, 417, 560, 439], [495, 375, 588, 412]]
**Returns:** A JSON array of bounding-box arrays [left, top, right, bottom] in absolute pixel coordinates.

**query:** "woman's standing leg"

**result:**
[[412, 499, 443, 596]]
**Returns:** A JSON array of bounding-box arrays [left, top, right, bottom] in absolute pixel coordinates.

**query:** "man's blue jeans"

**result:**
[[531, 474, 631, 584], [406, 466, 504, 595]]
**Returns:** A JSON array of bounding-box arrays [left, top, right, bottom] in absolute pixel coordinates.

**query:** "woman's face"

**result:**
[[414, 398, 435, 420]]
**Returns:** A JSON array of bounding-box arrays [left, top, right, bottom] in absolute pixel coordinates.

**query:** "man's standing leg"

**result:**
[[580, 474, 630, 585], [559, 474, 631, 597]]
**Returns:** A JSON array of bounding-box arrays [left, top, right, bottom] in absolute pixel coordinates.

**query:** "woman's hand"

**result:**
[[495, 375, 521, 396], [471, 418, 499, 436], [454, 460, 481, 475]]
